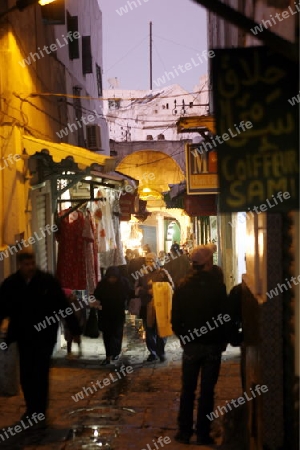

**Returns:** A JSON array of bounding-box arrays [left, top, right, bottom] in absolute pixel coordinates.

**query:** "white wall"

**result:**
[[53, 0, 110, 154], [103, 79, 209, 142]]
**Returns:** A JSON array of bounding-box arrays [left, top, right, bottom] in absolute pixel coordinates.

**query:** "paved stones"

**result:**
[[0, 319, 243, 449]]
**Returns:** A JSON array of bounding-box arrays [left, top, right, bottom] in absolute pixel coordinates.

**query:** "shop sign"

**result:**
[[185, 143, 219, 195], [119, 193, 136, 221], [212, 46, 299, 212], [184, 194, 217, 216]]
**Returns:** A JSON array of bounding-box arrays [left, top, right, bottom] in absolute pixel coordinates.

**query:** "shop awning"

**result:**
[[176, 115, 215, 134], [22, 135, 116, 172], [164, 184, 217, 216]]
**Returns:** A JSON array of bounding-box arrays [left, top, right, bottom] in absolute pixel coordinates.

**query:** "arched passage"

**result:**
[[116, 150, 185, 197]]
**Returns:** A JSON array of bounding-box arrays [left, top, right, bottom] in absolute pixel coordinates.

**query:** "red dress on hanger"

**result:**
[[56, 210, 87, 290]]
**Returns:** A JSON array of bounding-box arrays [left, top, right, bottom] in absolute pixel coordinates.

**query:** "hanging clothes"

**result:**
[[100, 190, 116, 251], [92, 189, 118, 270], [82, 212, 98, 295], [92, 190, 116, 253], [56, 210, 86, 290], [93, 198, 108, 253], [111, 193, 126, 266]]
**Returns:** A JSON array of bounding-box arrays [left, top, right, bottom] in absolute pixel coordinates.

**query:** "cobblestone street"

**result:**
[[0, 318, 244, 449]]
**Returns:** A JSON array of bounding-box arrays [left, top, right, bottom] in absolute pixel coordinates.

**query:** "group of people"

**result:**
[[0, 243, 243, 446]]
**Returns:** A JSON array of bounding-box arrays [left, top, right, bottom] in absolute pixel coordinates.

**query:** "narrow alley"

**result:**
[[0, 318, 243, 449]]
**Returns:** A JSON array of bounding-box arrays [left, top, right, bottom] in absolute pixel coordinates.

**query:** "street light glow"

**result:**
[[13, 0, 56, 13], [38, 0, 56, 4]]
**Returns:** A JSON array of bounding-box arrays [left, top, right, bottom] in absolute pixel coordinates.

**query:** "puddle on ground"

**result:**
[[65, 407, 136, 447], [65, 425, 118, 449], [69, 407, 135, 420]]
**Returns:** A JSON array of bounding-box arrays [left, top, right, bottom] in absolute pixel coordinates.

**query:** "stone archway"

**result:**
[[116, 150, 185, 199]]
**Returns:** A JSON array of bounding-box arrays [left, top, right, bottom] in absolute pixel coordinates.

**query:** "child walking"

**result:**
[[62, 289, 85, 358]]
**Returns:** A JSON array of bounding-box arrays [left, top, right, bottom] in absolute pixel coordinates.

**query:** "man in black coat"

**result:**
[[0, 250, 81, 425], [171, 245, 230, 446]]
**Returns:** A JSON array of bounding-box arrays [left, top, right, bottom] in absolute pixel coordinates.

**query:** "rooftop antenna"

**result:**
[[107, 77, 120, 89]]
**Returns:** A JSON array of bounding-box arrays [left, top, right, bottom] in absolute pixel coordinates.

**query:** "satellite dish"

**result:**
[[107, 77, 120, 89]]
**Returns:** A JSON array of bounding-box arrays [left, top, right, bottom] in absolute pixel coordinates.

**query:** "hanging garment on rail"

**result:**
[[56, 210, 87, 290], [83, 212, 98, 295], [92, 190, 116, 254]]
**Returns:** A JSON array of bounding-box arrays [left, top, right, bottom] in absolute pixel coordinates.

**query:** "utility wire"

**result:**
[[153, 34, 203, 53], [153, 41, 167, 72], [30, 89, 206, 101], [103, 36, 148, 74]]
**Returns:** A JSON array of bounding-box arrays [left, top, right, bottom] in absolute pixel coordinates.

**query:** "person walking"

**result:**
[[164, 243, 192, 287], [136, 253, 174, 362], [94, 266, 132, 365], [62, 288, 85, 358], [127, 249, 146, 288], [206, 243, 224, 283], [171, 245, 230, 445], [0, 249, 82, 427]]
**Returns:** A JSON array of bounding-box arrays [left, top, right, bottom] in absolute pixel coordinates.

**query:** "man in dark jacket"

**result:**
[[0, 250, 81, 425], [171, 245, 230, 446], [164, 243, 192, 288], [94, 266, 133, 365]]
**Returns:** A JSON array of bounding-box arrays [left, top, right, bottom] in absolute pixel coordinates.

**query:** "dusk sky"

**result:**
[[98, 0, 208, 92]]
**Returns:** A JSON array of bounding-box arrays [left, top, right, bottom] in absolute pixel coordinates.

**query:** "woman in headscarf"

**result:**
[[94, 266, 131, 365]]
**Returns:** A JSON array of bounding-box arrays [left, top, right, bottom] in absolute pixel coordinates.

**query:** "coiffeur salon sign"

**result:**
[[212, 46, 299, 212]]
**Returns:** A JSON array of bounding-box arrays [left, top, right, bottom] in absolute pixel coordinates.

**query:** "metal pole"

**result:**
[[150, 21, 153, 90]]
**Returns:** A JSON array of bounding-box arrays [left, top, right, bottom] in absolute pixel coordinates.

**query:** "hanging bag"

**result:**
[[84, 308, 100, 338]]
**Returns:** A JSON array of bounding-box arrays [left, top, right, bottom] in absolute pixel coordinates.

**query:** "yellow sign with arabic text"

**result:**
[[212, 46, 299, 212]]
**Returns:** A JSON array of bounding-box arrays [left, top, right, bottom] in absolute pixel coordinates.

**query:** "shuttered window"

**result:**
[[82, 36, 93, 75], [96, 64, 103, 97], [67, 12, 79, 60]]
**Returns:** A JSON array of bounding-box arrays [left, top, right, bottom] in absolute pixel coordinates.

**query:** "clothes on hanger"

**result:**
[[56, 209, 87, 290], [92, 189, 116, 254], [83, 211, 98, 295]]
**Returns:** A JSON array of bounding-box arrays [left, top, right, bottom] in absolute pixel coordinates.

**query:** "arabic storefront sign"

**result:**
[[184, 194, 217, 216], [119, 193, 137, 221], [186, 143, 219, 195], [212, 46, 299, 212]]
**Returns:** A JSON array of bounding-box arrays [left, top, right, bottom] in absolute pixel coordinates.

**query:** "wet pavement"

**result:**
[[0, 315, 245, 449]]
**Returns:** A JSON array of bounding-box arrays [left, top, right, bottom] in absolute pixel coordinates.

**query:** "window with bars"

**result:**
[[67, 12, 79, 60], [82, 36, 93, 75], [108, 99, 121, 110], [96, 64, 103, 97]]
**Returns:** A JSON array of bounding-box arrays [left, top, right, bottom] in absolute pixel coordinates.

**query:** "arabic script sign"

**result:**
[[212, 46, 299, 212]]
